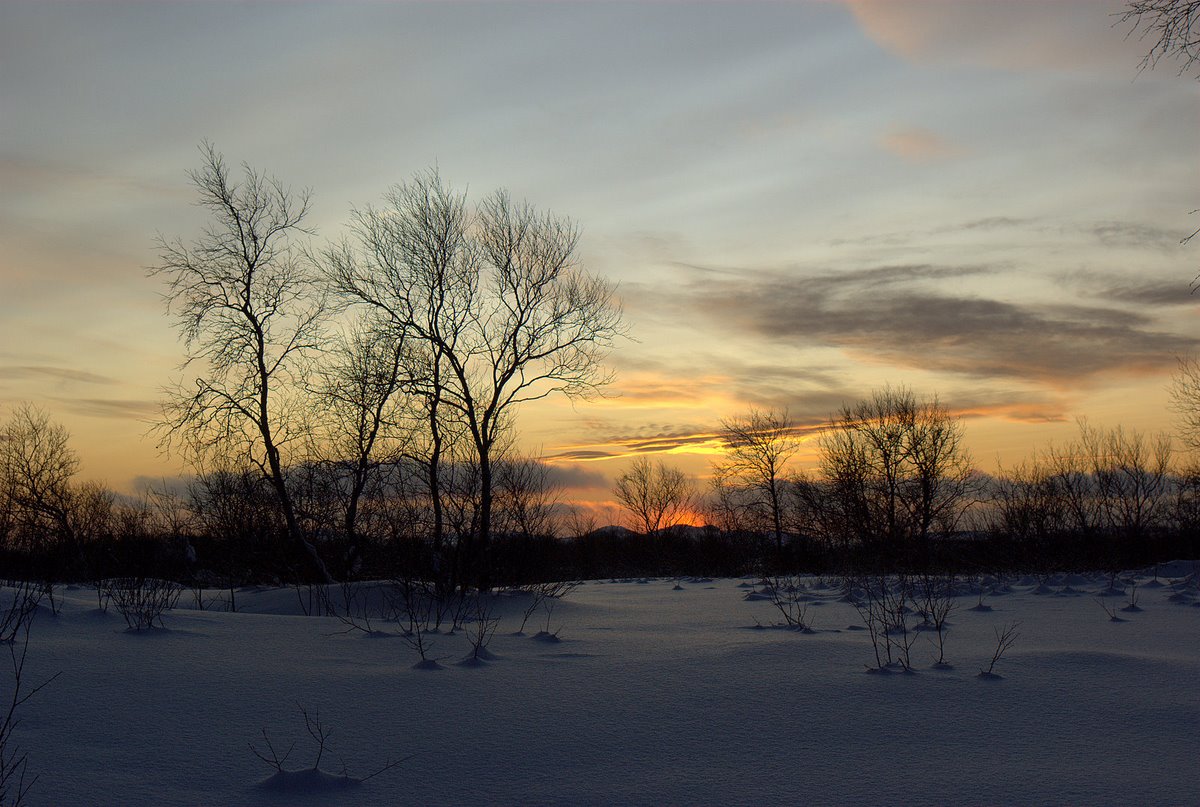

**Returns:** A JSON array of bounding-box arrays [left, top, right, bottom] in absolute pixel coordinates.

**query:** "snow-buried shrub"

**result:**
[[102, 577, 182, 630], [249, 706, 410, 791]]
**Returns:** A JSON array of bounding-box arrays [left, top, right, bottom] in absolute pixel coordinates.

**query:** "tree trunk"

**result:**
[[265, 444, 333, 584]]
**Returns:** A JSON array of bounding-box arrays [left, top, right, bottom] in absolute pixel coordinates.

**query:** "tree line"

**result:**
[[2, 144, 1198, 591], [613, 385, 1199, 576]]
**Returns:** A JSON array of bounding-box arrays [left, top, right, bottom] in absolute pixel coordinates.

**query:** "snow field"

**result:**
[[8, 564, 1199, 806]]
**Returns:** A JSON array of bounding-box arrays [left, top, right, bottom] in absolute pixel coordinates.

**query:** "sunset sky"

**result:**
[[2, 0, 1197, 511]]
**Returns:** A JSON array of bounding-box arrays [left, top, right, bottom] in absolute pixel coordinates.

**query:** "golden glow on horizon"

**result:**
[[3, 0, 1193, 504]]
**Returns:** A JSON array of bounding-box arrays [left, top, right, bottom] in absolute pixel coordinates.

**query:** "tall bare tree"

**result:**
[[1079, 421, 1172, 541], [151, 143, 332, 582], [613, 457, 696, 535], [1169, 354, 1200, 451], [712, 408, 800, 556], [307, 314, 411, 571], [0, 404, 78, 552], [493, 456, 563, 540], [325, 170, 623, 586], [815, 386, 976, 557]]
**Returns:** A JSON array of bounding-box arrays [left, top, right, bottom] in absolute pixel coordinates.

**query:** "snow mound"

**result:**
[[410, 659, 443, 670], [256, 767, 362, 793], [1146, 560, 1198, 579]]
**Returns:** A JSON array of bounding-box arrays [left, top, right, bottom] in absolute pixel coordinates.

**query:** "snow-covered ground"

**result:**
[[10, 563, 1200, 806]]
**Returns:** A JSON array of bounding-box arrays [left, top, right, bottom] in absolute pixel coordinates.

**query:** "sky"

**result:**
[[1, 0, 1198, 510]]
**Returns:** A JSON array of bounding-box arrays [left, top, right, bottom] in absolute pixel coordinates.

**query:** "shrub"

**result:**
[[102, 577, 182, 630]]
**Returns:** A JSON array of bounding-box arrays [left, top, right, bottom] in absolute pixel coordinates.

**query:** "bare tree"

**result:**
[[1119, 0, 1200, 78], [1169, 355, 1200, 451], [988, 458, 1067, 554], [325, 170, 623, 587], [0, 404, 83, 595], [816, 387, 976, 559], [150, 142, 331, 582], [186, 462, 285, 604], [1079, 421, 1172, 542], [493, 456, 562, 541], [712, 408, 801, 557], [561, 505, 598, 540], [613, 457, 695, 536], [306, 314, 412, 572], [0, 404, 79, 553], [1026, 420, 1173, 556], [249, 704, 411, 783]]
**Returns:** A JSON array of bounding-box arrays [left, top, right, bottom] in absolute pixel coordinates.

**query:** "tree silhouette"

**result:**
[[712, 408, 800, 558], [613, 457, 695, 535], [151, 143, 332, 582], [325, 170, 623, 587]]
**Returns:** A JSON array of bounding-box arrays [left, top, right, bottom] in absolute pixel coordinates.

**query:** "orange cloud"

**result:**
[[879, 125, 964, 161], [845, 0, 1145, 73]]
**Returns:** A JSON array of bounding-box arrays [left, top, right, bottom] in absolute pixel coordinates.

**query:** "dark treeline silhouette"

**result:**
[[613, 388, 1199, 579], [2, 147, 1197, 593], [1, 394, 1198, 593]]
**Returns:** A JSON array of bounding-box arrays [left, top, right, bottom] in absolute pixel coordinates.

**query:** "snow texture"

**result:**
[[7, 562, 1199, 805]]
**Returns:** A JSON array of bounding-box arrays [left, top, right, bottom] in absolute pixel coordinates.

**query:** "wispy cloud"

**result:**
[[1089, 279, 1196, 307], [953, 217, 1032, 232], [673, 263, 1195, 386], [0, 157, 185, 201], [1090, 221, 1185, 249], [52, 398, 159, 419], [0, 365, 117, 385], [550, 424, 725, 462], [547, 390, 1072, 464]]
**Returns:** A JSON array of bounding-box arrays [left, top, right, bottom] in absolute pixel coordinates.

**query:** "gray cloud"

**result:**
[[0, 157, 185, 201], [956, 216, 1032, 231], [52, 398, 159, 419], [677, 264, 1196, 385], [549, 449, 618, 462], [1090, 221, 1183, 249], [0, 365, 117, 384], [1093, 280, 1195, 307], [541, 463, 609, 491]]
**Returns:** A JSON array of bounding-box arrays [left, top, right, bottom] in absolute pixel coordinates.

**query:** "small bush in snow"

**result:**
[[1096, 598, 1125, 622], [103, 577, 182, 630], [764, 575, 813, 630], [463, 596, 500, 664], [0, 582, 42, 646], [389, 580, 441, 667], [249, 705, 411, 789], [513, 580, 579, 636], [979, 622, 1020, 679], [916, 573, 956, 667], [847, 574, 918, 671]]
